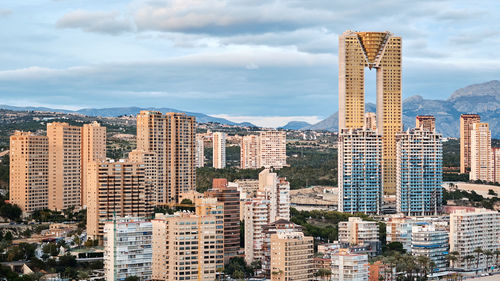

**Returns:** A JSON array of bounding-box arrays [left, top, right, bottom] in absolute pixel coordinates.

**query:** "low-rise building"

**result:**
[[411, 224, 448, 272], [330, 249, 369, 281]]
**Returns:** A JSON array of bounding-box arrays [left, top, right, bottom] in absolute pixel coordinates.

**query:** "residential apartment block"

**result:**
[[411, 224, 448, 271], [240, 135, 260, 169], [339, 217, 379, 245], [81, 121, 106, 207], [9, 131, 49, 212], [259, 131, 287, 169], [449, 208, 500, 271], [104, 218, 153, 281], [330, 249, 369, 281], [460, 114, 481, 173], [47, 122, 82, 211], [270, 231, 314, 281], [136, 111, 196, 204], [470, 122, 492, 181], [151, 209, 224, 281], [416, 115, 436, 132], [212, 132, 226, 169], [338, 128, 382, 214], [87, 159, 154, 241], [396, 128, 443, 216]]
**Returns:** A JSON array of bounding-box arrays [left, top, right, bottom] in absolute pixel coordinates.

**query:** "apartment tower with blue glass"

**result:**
[[396, 127, 443, 216], [338, 128, 383, 214]]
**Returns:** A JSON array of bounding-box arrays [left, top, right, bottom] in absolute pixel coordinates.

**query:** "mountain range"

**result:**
[[1, 80, 498, 137], [303, 80, 500, 138], [0, 105, 256, 127]]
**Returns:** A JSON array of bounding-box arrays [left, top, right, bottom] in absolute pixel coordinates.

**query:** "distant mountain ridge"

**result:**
[[279, 121, 311, 130], [0, 105, 256, 127], [303, 80, 500, 138]]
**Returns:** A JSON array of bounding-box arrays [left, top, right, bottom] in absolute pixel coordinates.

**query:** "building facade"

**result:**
[[258, 169, 290, 222], [460, 114, 481, 174], [270, 231, 314, 281], [386, 216, 414, 253], [330, 249, 369, 281], [195, 134, 205, 168], [241, 134, 260, 169], [416, 115, 436, 132], [9, 131, 49, 213], [104, 218, 153, 281], [205, 178, 240, 264], [151, 211, 224, 281], [259, 131, 286, 169], [364, 112, 377, 131], [339, 30, 402, 195], [81, 121, 106, 207], [87, 160, 154, 241], [136, 111, 196, 204], [47, 122, 82, 211], [212, 132, 226, 169], [449, 208, 500, 271], [339, 217, 379, 245], [493, 147, 500, 183], [396, 128, 443, 216], [470, 122, 492, 181], [338, 128, 383, 214], [411, 224, 448, 272], [244, 198, 270, 264]]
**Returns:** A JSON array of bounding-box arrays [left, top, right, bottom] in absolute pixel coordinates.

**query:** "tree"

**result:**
[[384, 242, 406, 254], [124, 276, 140, 281], [42, 243, 59, 257], [494, 249, 500, 268], [0, 203, 22, 221], [446, 252, 459, 270], [483, 250, 493, 272], [315, 268, 332, 280]]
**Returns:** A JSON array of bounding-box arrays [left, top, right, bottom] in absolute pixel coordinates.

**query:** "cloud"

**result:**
[[0, 9, 12, 17], [56, 10, 133, 35]]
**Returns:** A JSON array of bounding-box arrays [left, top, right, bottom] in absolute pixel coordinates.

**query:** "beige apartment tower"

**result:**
[[87, 160, 153, 241], [259, 131, 287, 169], [152, 210, 224, 281], [212, 132, 226, 169], [470, 123, 492, 181], [270, 231, 314, 281], [241, 134, 260, 169], [47, 122, 82, 211], [460, 114, 481, 173], [416, 115, 435, 132], [136, 111, 196, 204], [339, 31, 402, 194], [9, 132, 49, 213], [81, 121, 106, 207]]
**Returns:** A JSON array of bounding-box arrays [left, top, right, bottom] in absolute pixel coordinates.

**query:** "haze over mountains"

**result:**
[[1, 80, 498, 137], [304, 80, 500, 137]]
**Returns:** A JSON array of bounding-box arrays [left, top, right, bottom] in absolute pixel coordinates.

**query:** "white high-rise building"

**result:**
[[241, 135, 260, 169], [213, 132, 226, 169], [259, 131, 286, 169], [338, 217, 379, 245], [396, 128, 443, 216], [258, 169, 290, 222], [244, 198, 270, 264], [338, 128, 383, 214], [450, 208, 500, 272], [195, 134, 205, 168], [104, 218, 153, 281], [411, 224, 448, 272], [330, 249, 369, 281], [470, 123, 493, 181]]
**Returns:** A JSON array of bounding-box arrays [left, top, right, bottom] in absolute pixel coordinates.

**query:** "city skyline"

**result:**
[[0, 1, 499, 127]]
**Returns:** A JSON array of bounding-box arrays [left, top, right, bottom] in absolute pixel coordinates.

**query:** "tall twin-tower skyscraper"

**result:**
[[338, 31, 402, 194]]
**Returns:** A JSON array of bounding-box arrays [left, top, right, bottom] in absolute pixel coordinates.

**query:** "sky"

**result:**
[[0, 0, 499, 127]]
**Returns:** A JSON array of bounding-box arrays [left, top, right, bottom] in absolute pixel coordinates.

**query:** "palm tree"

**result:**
[[464, 255, 475, 271], [446, 253, 458, 270], [494, 249, 500, 268], [483, 250, 493, 272], [473, 247, 483, 274], [416, 255, 432, 278]]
